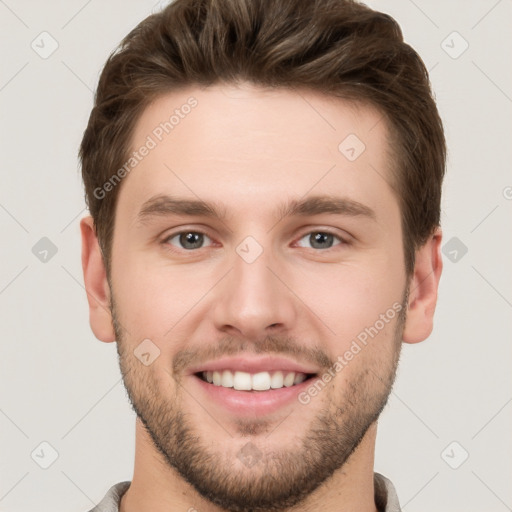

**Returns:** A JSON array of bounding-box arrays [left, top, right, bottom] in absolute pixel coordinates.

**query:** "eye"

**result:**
[[295, 231, 345, 250], [164, 231, 214, 251]]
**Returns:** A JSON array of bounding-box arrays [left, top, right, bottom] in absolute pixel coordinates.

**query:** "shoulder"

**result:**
[[374, 472, 402, 512], [86, 481, 131, 512]]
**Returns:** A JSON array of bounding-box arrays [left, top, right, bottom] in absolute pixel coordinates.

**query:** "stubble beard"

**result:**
[[111, 293, 407, 512]]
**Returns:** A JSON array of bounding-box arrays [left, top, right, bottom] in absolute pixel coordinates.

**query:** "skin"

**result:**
[[80, 83, 442, 512]]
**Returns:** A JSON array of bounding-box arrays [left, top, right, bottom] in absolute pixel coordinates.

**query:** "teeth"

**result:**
[[294, 372, 307, 385], [270, 371, 284, 389], [201, 370, 308, 391], [233, 371, 252, 390], [283, 372, 295, 387], [252, 372, 271, 391], [221, 370, 234, 388]]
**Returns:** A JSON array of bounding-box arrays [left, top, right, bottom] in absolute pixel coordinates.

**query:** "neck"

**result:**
[[120, 418, 379, 512]]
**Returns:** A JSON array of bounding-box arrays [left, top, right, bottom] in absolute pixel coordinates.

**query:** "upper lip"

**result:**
[[187, 356, 320, 375]]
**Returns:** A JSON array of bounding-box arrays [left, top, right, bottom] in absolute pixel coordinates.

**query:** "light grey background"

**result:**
[[1, 1, 511, 511]]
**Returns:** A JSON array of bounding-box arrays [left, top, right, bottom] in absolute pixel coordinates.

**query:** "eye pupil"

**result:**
[[180, 232, 203, 250], [310, 232, 333, 249]]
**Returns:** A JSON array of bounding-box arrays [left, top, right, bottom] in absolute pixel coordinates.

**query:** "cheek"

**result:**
[[111, 252, 214, 342], [318, 309, 402, 406], [110, 255, 166, 338], [290, 256, 404, 347]]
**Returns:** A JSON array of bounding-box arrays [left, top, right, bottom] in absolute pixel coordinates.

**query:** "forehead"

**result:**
[[119, 83, 396, 223], [131, 83, 387, 159]]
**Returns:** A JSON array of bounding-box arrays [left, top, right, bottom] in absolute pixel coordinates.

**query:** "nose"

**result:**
[[211, 243, 298, 340]]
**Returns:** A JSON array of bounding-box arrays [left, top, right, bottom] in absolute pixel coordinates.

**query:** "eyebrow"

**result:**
[[136, 193, 376, 225]]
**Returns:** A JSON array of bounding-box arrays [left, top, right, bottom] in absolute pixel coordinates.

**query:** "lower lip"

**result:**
[[190, 374, 314, 416]]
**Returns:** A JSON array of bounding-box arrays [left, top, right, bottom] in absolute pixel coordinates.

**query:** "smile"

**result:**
[[191, 371, 318, 417], [197, 370, 314, 391]]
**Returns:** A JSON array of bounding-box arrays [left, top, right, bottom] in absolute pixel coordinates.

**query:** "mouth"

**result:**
[[187, 355, 321, 416], [195, 369, 317, 391], [190, 367, 318, 417]]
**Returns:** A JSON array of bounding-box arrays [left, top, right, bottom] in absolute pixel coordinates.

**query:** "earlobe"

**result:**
[[80, 216, 116, 343], [402, 227, 443, 344]]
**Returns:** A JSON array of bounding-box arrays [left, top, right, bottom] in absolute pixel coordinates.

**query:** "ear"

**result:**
[[402, 227, 443, 344], [80, 216, 116, 343]]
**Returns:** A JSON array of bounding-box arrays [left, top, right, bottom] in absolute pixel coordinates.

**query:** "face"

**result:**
[[108, 84, 409, 511]]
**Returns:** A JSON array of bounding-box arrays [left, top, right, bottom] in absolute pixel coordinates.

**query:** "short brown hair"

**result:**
[[80, 0, 446, 277]]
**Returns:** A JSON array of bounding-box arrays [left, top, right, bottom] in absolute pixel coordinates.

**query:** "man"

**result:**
[[79, 0, 445, 511]]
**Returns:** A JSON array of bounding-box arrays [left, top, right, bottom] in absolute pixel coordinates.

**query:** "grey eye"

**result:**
[[296, 232, 342, 250], [167, 232, 212, 250]]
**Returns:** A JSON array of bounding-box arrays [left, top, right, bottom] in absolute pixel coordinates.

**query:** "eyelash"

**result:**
[[161, 228, 349, 253]]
